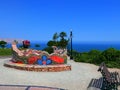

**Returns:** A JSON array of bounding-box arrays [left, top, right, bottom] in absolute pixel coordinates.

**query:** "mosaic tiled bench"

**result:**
[[4, 60, 71, 72]]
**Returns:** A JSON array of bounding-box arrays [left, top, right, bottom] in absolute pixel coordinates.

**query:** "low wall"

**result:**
[[4, 60, 71, 72]]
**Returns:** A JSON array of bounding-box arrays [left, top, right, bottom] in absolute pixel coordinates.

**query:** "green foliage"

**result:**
[[88, 50, 101, 64], [58, 39, 68, 48], [105, 61, 120, 68], [73, 48, 120, 68], [47, 31, 69, 49], [53, 32, 59, 41], [0, 40, 7, 48], [101, 48, 119, 61], [43, 47, 53, 54], [59, 32, 67, 39], [88, 49, 101, 55], [47, 40, 58, 47], [0, 48, 12, 56]]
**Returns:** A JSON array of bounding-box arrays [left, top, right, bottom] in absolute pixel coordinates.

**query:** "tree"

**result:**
[[43, 47, 53, 54], [88, 50, 102, 64], [0, 40, 7, 48], [58, 39, 68, 48], [101, 48, 118, 61], [59, 32, 67, 40], [88, 49, 101, 55], [58, 32, 68, 48], [44, 31, 69, 54], [53, 32, 59, 41], [47, 40, 58, 47]]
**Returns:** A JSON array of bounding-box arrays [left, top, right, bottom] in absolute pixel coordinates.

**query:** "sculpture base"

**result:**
[[4, 60, 71, 72]]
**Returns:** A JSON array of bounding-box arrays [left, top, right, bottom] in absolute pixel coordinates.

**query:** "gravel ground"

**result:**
[[0, 58, 120, 90]]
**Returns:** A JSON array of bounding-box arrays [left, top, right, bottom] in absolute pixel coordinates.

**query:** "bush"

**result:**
[[0, 48, 12, 56], [0, 40, 7, 48], [43, 47, 53, 54], [73, 48, 120, 69], [74, 52, 90, 63], [106, 61, 120, 68]]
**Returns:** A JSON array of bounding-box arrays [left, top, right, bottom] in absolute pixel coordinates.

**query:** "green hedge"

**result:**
[[0, 48, 12, 56], [73, 48, 120, 69]]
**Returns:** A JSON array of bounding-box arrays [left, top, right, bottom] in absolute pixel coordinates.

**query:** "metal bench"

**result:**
[[98, 62, 120, 90], [87, 78, 103, 90], [88, 62, 120, 90]]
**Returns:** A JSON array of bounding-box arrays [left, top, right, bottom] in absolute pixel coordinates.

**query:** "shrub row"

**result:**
[[0, 48, 12, 56], [72, 48, 120, 68]]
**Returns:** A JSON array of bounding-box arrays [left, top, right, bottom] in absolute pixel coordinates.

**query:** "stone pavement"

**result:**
[[0, 84, 65, 90], [0, 58, 120, 90]]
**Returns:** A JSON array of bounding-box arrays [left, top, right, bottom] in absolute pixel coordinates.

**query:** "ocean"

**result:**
[[71, 43, 120, 52], [5, 42, 120, 52]]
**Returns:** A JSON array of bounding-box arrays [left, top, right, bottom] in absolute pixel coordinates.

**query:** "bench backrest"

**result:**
[[98, 62, 111, 83]]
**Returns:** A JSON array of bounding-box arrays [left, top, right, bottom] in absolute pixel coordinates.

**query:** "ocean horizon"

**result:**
[[5, 41, 120, 52]]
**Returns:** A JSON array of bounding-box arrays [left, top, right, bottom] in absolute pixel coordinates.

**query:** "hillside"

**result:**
[[0, 38, 24, 43]]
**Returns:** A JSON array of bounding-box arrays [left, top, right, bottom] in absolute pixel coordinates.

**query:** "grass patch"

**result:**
[[0, 48, 12, 56]]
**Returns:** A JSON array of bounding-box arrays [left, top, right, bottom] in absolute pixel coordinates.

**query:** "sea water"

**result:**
[[4, 42, 120, 52]]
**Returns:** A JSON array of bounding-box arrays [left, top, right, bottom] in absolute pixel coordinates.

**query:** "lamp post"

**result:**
[[70, 30, 73, 60]]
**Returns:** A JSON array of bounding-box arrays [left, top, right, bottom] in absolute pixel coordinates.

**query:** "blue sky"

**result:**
[[0, 0, 120, 43]]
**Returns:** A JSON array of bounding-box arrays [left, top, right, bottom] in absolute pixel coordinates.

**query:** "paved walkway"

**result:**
[[0, 58, 120, 90], [0, 84, 64, 90]]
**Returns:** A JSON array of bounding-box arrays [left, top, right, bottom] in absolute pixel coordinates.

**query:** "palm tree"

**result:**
[[53, 32, 59, 41], [59, 32, 67, 40], [59, 32, 68, 49]]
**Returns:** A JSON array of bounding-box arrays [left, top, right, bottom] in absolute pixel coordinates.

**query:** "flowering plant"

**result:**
[[23, 40, 30, 48]]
